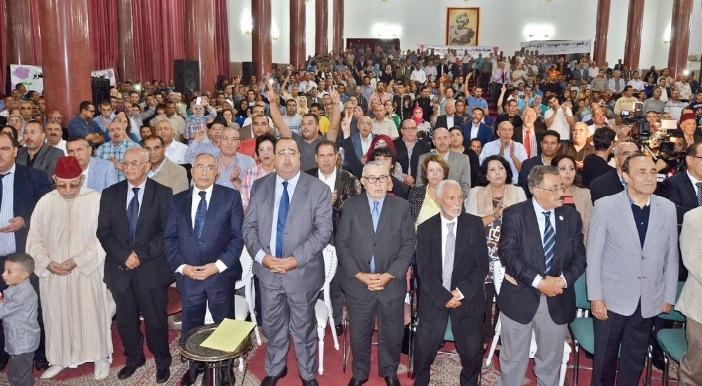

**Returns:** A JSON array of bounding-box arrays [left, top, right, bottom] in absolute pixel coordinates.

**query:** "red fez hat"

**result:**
[[54, 156, 83, 179], [679, 113, 697, 125]]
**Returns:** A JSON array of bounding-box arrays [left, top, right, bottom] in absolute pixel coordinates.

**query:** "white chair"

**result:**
[[485, 260, 571, 386], [314, 244, 340, 375]]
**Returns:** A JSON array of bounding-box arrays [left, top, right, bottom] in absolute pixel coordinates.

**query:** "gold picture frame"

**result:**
[[446, 7, 480, 46]]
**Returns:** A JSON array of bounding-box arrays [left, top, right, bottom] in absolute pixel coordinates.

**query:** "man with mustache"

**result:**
[[16, 121, 64, 178], [45, 121, 66, 155]]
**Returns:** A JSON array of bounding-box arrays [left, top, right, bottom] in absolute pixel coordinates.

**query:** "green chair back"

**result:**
[[658, 281, 686, 323], [574, 274, 590, 310]]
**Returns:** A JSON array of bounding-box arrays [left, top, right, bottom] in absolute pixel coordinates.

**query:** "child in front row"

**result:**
[[0, 253, 40, 386]]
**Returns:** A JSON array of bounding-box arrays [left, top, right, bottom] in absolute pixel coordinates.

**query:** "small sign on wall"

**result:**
[[446, 7, 480, 46]]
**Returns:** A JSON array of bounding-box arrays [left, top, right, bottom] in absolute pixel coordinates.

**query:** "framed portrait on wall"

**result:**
[[446, 8, 479, 46]]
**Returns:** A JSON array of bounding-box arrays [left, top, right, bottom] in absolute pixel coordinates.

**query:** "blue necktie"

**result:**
[[0, 173, 7, 208], [543, 211, 555, 274], [370, 201, 380, 273], [127, 187, 140, 246], [276, 181, 290, 258], [194, 191, 207, 239], [696, 183, 702, 206]]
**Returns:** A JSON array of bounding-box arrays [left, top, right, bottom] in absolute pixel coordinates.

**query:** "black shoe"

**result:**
[[117, 358, 146, 380], [261, 367, 288, 386], [220, 366, 235, 386], [180, 371, 196, 386], [34, 359, 49, 372], [302, 377, 319, 386], [384, 376, 401, 386], [0, 361, 7, 372], [347, 378, 367, 386], [180, 363, 205, 386], [156, 368, 170, 384], [335, 324, 344, 336]]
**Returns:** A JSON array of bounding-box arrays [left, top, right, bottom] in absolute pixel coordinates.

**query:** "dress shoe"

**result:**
[[181, 363, 206, 386], [301, 377, 319, 386], [94, 359, 110, 380], [219, 366, 235, 386], [347, 378, 367, 386], [180, 371, 196, 386], [117, 358, 146, 380], [156, 367, 171, 384], [260, 367, 288, 386], [40, 365, 65, 379], [384, 376, 401, 386], [335, 324, 344, 336], [34, 358, 50, 372]]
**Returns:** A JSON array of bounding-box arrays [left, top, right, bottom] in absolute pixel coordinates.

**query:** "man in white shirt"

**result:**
[[45, 121, 67, 155], [411, 64, 427, 84], [627, 71, 645, 92], [154, 120, 188, 164], [150, 102, 186, 141], [282, 99, 302, 135], [480, 121, 528, 184], [544, 95, 575, 141]]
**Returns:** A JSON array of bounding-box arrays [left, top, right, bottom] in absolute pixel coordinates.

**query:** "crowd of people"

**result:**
[[0, 45, 700, 386]]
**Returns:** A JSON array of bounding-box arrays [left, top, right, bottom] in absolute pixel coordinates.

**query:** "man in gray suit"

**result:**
[[587, 153, 679, 386], [243, 137, 332, 386], [16, 121, 63, 178], [66, 138, 118, 193], [415, 127, 471, 197], [143, 135, 189, 194], [336, 161, 415, 386]]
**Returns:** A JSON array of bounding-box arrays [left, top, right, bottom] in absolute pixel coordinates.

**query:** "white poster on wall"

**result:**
[[519, 40, 592, 55], [418, 44, 499, 59], [10, 65, 117, 93]]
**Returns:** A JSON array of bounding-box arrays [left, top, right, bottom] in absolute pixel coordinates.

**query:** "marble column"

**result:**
[[38, 0, 92, 128], [290, 0, 306, 68], [252, 0, 273, 78], [667, 0, 693, 77], [623, 0, 645, 70], [593, 0, 611, 66], [6, 0, 36, 65], [184, 0, 216, 94], [315, 0, 328, 55], [116, 0, 137, 82], [332, 0, 344, 54]]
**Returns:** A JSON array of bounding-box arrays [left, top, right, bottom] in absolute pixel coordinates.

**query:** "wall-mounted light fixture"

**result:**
[[241, 11, 253, 36], [524, 24, 554, 41]]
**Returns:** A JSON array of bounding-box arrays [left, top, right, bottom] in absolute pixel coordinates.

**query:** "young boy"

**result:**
[[0, 254, 40, 386]]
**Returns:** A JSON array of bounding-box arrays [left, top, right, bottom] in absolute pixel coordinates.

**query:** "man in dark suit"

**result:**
[[393, 119, 430, 188], [413, 180, 488, 385], [0, 132, 51, 371], [164, 152, 244, 386], [96, 147, 174, 384], [16, 121, 63, 178], [518, 130, 561, 198], [513, 108, 546, 159], [589, 142, 638, 204], [459, 107, 493, 147], [342, 116, 374, 179], [661, 142, 702, 224], [243, 137, 332, 386], [336, 161, 415, 386], [434, 101, 464, 132], [306, 139, 362, 335], [497, 165, 586, 385]]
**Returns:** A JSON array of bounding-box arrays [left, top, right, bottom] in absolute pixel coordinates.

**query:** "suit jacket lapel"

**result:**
[[526, 204, 546, 271], [374, 195, 392, 238], [201, 186, 219, 237], [617, 192, 643, 252], [642, 198, 660, 252], [183, 189, 194, 234], [287, 174, 309, 223], [682, 173, 698, 206]]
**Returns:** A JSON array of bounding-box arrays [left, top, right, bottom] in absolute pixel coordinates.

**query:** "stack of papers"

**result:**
[[200, 318, 256, 352]]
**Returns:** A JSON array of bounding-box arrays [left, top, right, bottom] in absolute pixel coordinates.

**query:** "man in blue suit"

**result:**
[[459, 107, 493, 147], [66, 138, 118, 192], [164, 152, 244, 386]]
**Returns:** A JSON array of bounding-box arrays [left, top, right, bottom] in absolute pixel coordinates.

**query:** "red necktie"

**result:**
[[524, 129, 532, 158]]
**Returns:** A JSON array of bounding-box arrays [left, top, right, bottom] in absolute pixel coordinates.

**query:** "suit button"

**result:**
[[637, 276, 641, 279], [198, 242, 203, 245], [641, 256, 646, 260]]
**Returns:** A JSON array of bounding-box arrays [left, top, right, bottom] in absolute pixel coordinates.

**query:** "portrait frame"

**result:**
[[446, 7, 480, 46]]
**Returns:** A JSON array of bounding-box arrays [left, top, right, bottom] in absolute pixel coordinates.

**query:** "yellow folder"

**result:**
[[199, 318, 256, 352]]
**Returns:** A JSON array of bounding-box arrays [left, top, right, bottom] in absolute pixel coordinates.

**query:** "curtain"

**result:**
[[132, 0, 185, 83], [214, 0, 230, 81], [88, 0, 118, 71], [29, 0, 41, 65]]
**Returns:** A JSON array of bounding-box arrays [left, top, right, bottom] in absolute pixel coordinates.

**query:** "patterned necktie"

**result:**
[[524, 129, 532, 158], [370, 201, 380, 273], [543, 212, 555, 274], [696, 182, 702, 206], [276, 181, 290, 258], [127, 187, 140, 245], [443, 222, 456, 290], [194, 191, 207, 239]]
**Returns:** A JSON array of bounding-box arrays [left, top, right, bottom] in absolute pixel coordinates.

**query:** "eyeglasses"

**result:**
[[121, 161, 148, 169], [221, 136, 240, 142], [55, 182, 81, 189], [193, 165, 217, 172], [536, 185, 563, 194], [362, 175, 389, 184], [402, 126, 418, 130]]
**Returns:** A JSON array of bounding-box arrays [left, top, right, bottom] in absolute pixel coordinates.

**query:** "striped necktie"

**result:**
[[543, 211, 555, 274]]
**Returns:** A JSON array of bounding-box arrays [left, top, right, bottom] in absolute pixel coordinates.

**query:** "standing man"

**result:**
[[677, 206, 702, 385], [416, 127, 472, 197], [497, 166, 587, 386], [26, 157, 113, 380], [336, 161, 415, 386], [67, 101, 104, 146], [589, 142, 639, 204], [242, 138, 332, 386], [154, 120, 188, 165], [480, 121, 528, 185], [165, 152, 244, 386], [413, 180, 488, 385], [96, 148, 173, 384], [16, 121, 63, 178], [95, 121, 142, 181], [587, 153, 679, 386], [393, 119, 431, 188], [66, 138, 118, 193], [459, 107, 493, 147], [517, 130, 561, 198], [143, 135, 189, 194]]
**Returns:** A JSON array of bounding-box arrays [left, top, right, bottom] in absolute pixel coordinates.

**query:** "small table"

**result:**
[[179, 324, 254, 386]]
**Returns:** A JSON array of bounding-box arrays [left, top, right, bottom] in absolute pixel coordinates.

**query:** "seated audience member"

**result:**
[[675, 113, 702, 149], [464, 155, 526, 345], [68, 101, 104, 146], [372, 147, 410, 199], [45, 121, 67, 155], [551, 154, 593, 242], [480, 121, 527, 186], [409, 154, 449, 225], [582, 127, 616, 188]]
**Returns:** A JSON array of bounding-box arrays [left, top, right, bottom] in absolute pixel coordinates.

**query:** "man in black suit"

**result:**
[[497, 166, 586, 385], [342, 116, 374, 179], [393, 119, 430, 188], [97, 147, 174, 384], [413, 180, 488, 385], [164, 153, 244, 386], [513, 108, 546, 159], [0, 132, 51, 371], [590, 142, 638, 204], [336, 161, 415, 386], [518, 130, 560, 198], [661, 142, 702, 224], [434, 101, 464, 133]]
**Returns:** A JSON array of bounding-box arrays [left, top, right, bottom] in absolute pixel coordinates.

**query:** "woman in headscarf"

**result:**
[[411, 106, 432, 141]]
